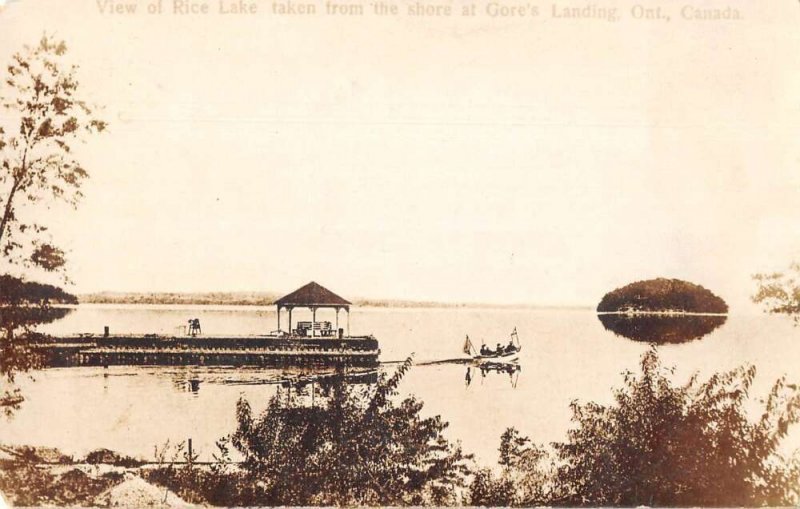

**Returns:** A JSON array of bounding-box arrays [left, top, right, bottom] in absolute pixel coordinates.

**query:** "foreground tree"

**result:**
[[147, 358, 473, 506], [0, 35, 106, 274], [232, 358, 472, 505], [0, 35, 101, 414], [474, 348, 800, 506], [469, 428, 552, 506]]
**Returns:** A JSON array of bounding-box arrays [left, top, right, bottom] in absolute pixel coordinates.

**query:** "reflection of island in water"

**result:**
[[597, 277, 729, 343], [598, 313, 727, 344], [1, 306, 73, 413], [1, 275, 77, 379], [2, 307, 74, 370], [1, 306, 72, 330]]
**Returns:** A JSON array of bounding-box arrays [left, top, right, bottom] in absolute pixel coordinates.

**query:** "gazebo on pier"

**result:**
[[275, 282, 352, 338]]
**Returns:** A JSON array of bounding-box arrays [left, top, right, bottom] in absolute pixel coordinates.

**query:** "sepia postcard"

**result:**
[[0, 0, 799, 506]]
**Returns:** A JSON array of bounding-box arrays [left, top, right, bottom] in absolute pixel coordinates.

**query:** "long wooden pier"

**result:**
[[34, 334, 381, 368], [37, 282, 383, 368]]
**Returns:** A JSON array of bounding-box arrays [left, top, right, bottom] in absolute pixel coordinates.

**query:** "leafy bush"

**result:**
[[145, 360, 471, 506], [475, 348, 800, 506], [144, 464, 264, 507], [468, 428, 553, 506], [0, 459, 123, 506], [229, 358, 472, 505], [753, 262, 800, 321], [143, 438, 268, 506], [84, 448, 143, 468]]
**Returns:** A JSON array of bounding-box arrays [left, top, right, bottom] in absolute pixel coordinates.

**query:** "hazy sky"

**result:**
[[1, 0, 799, 310]]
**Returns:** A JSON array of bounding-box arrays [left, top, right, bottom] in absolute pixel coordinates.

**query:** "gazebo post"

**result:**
[[336, 308, 340, 333], [288, 307, 293, 335], [311, 306, 317, 338], [277, 306, 281, 332], [346, 307, 350, 337]]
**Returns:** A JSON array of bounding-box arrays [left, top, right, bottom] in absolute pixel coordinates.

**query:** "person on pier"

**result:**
[[188, 318, 201, 337]]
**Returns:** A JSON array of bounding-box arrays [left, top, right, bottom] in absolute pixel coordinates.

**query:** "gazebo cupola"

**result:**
[[275, 282, 352, 338]]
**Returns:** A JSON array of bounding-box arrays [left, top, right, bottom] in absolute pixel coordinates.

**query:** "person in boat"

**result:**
[[480, 344, 489, 356], [507, 338, 516, 353], [496, 343, 503, 355]]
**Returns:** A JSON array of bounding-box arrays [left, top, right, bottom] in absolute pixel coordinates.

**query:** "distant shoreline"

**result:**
[[77, 292, 591, 310]]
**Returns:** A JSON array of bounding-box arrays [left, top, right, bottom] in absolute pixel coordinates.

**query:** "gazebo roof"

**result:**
[[275, 282, 352, 308]]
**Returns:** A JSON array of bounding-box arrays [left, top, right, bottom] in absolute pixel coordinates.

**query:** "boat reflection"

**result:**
[[598, 313, 727, 344], [465, 363, 521, 389]]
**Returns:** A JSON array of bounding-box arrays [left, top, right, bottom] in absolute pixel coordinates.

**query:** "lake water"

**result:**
[[2, 305, 799, 466]]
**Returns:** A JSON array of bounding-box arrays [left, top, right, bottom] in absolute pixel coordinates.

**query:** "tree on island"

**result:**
[[0, 35, 106, 275], [597, 278, 728, 314]]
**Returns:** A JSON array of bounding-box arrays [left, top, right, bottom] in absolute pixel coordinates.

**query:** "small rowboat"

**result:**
[[473, 347, 521, 363], [463, 328, 522, 364]]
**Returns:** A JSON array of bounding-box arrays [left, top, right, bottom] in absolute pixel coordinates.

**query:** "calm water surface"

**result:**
[[2, 305, 799, 465]]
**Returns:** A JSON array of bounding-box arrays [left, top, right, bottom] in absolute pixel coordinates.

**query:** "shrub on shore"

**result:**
[[3, 351, 799, 507], [146, 358, 472, 506], [471, 348, 800, 506], [0, 447, 125, 506]]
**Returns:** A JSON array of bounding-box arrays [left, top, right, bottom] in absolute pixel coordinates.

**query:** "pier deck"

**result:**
[[35, 334, 381, 368]]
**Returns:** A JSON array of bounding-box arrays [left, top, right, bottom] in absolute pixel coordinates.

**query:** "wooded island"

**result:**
[[597, 278, 728, 314]]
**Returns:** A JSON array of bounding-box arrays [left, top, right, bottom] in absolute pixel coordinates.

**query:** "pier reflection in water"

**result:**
[[597, 313, 727, 344], [171, 367, 379, 397]]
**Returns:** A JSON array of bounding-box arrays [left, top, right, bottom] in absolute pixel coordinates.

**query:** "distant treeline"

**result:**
[[0, 275, 78, 305], [78, 292, 571, 309], [79, 291, 282, 306], [597, 278, 728, 314]]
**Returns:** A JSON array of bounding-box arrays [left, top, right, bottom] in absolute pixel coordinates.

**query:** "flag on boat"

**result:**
[[463, 335, 473, 355]]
